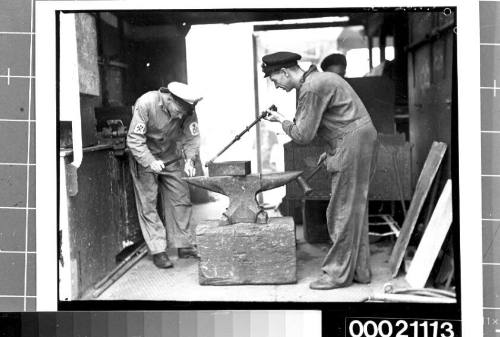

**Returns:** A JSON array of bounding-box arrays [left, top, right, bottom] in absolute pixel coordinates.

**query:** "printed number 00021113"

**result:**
[[346, 318, 458, 337]]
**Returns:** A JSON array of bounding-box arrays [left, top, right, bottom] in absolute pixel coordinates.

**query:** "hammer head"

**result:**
[[296, 176, 313, 195]]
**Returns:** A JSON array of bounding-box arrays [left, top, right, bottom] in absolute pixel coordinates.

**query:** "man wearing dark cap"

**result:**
[[320, 53, 347, 77], [262, 51, 377, 290], [127, 82, 202, 268]]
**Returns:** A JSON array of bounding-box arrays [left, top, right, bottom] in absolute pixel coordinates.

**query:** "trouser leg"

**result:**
[[354, 138, 379, 283], [158, 169, 194, 248], [321, 125, 377, 286], [129, 160, 167, 255], [353, 203, 371, 283], [321, 170, 352, 285]]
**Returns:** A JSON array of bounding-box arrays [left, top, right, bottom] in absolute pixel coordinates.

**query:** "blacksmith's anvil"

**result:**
[[183, 171, 303, 225]]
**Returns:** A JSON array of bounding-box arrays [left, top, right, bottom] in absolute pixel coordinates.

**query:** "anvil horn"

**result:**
[[182, 176, 228, 196], [259, 171, 303, 191]]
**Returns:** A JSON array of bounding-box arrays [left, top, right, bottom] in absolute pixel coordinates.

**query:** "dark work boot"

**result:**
[[178, 247, 199, 259], [309, 273, 343, 290], [152, 252, 173, 268]]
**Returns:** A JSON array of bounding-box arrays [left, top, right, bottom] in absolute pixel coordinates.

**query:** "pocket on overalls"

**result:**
[[325, 147, 344, 173], [128, 152, 140, 177]]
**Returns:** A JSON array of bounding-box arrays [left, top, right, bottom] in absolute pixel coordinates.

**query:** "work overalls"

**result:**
[[281, 66, 378, 287], [126, 90, 200, 254]]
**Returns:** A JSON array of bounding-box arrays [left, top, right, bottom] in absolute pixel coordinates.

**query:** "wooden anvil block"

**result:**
[[207, 161, 251, 177], [196, 217, 297, 285]]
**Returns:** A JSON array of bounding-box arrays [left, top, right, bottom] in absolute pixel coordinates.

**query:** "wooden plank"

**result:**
[[389, 141, 447, 277], [75, 13, 100, 96], [405, 179, 453, 288]]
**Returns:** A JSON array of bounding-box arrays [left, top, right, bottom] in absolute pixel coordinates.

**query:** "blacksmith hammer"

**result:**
[[145, 156, 183, 174], [296, 156, 328, 196], [296, 175, 313, 195]]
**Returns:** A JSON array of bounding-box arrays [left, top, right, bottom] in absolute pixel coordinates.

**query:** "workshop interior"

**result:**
[[58, 8, 457, 302]]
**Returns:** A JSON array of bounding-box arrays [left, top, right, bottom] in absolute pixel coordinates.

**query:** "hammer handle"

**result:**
[[296, 176, 313, 195], [205, 105, 277, 167], [145, 156, 183, 173], [296, 156, 327, 195], [305, 156, 327, 181]]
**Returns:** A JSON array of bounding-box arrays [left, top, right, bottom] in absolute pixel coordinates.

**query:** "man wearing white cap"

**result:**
[[127, 82, 203, 268]]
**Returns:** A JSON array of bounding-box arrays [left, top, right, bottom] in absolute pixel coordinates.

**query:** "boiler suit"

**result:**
[[127, 89, 200, 255], [281, 66, 378, 287]]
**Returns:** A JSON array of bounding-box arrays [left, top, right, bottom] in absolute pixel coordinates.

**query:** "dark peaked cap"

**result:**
[[261, 52, 301, 77], [320, 53, 347, 71]]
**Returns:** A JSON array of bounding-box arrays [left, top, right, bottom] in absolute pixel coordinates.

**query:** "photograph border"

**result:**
[[36, 0, 482, 335]]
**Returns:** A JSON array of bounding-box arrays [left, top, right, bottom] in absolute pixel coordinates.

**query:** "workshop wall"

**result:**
[[98, 12, 133, 107], [408, 12, 454, 185], [61, 13, 102, 149], [127, 25, 189, 100], [62, 16, 216, 297], [60, 13, 144, 298], [64, 150, 141, 299]]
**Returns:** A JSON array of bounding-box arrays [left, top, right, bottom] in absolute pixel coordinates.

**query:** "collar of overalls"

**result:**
[[299, 65, 318, 87], [157, 90, 183, 120]]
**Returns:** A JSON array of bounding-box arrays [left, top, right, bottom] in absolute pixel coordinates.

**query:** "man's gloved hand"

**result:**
[[184, 159, 196, 177], [150, 160, 165, 173], [317, 152, 327, 166]]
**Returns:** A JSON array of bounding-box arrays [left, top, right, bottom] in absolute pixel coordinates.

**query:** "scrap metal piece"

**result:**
[[207, 160, 251, 177]]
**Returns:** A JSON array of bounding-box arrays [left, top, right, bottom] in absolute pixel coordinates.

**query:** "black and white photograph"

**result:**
[[27, 3, 481, 335], [0, 0, 494, 335], [52, 6, 464, 306]]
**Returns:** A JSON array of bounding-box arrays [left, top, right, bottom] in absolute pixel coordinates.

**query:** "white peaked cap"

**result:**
[[167, 82, 203, 105]]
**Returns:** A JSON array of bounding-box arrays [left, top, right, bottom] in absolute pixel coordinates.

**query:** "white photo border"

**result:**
[[36, 1, 482, 335]]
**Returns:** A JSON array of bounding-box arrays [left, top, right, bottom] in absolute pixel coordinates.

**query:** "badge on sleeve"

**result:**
[[133, 122, 146, 135], [189, 122, 199, 136]]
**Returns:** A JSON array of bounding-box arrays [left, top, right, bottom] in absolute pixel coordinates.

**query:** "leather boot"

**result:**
[[309, 273, 343, 290], [152, 252, 173, 268]]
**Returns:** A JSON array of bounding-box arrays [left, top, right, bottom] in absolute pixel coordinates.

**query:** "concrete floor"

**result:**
[[93, 197, 443, 302]]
